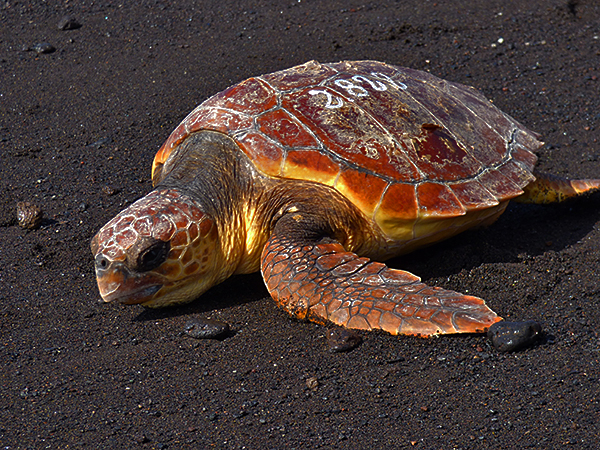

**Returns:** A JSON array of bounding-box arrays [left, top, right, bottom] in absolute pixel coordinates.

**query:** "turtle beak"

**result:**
[[93, 254, 164, 305]]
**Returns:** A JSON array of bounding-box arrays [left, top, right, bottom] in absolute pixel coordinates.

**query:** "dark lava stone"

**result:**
[[327, 328, 362, 352], [58, 16, 82, 30], [184, 318, 230, 339], [32, 43, 56, 54], [487, 320, 543, 352]]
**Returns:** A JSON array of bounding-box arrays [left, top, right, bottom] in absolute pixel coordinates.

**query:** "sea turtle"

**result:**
[[91, 60, 600, 337]]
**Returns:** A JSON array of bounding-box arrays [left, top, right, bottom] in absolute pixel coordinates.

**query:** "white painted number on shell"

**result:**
[[308, 89, 343, 109], [334, 79, 369, 97], [309, 73, 407, 109], [370, 72, 408, 91], [351, 75, 387, 91]]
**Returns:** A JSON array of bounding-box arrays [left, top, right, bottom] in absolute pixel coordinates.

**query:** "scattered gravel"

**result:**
[[2, 1, 599, 449]]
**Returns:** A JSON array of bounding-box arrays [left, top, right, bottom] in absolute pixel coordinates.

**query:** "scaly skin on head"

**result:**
[[91, 188, 226, 308], [91, 131, 260, 308]]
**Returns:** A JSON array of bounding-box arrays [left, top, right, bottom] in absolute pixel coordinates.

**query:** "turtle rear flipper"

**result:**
[[261, 217, 501, 337], [515, 171, 600, 204]]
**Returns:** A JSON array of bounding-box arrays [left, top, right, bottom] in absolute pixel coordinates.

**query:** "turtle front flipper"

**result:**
[[261, 233, 502, 337]]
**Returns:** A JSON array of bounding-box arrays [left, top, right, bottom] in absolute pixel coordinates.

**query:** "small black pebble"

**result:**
[[32, 43, 55, 54], [184, 318, 230, 339], [327, 328, 362, 352], [487, 320, 543, 352], [58, 16, 81, 30], [88, 137, 112, 148], [134, 434, 149, 444], [386, 356, 406, 364], [102, 185, 119, 196]]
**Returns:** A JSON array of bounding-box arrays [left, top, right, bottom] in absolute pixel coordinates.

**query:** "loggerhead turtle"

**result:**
[[91, 60, 600, 337]]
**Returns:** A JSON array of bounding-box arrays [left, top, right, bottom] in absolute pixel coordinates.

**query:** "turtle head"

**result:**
[[91, 188, 223, 308]]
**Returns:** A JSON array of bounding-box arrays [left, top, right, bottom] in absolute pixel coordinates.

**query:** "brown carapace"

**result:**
[[91, 60, 600, 337]]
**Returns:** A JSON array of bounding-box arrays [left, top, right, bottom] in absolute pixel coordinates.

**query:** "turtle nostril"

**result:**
[[95, 255, 111, 271]]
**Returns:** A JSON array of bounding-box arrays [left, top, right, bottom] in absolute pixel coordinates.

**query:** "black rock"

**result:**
[[327, 328, 362, 352], [58, 16, 82, 30], [184, 318, 230, 339], [487, 320, 543, 352], [32, 43, 55, 54]]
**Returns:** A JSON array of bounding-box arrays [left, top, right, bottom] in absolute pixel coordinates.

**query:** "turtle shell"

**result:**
[[152, 60, 541, 241]]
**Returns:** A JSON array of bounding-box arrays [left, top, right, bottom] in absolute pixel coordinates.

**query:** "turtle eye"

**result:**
[[130, 238, 170, 272]]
